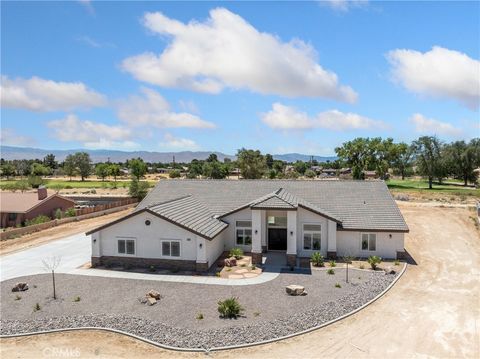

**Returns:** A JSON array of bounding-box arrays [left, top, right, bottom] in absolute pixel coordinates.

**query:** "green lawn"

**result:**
[[386, 178, 480, 196], [0, 179, 156, 190]]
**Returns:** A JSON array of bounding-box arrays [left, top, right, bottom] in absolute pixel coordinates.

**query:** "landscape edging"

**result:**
[[0, 263, 407, 353]]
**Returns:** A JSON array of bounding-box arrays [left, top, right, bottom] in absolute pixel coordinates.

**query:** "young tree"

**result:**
[[237, 148, 267, 179], [74, 152, 92, 181], [169, 169, 181, 178], [63, 154, 77, 180], [128, 158, 147, 180], [412, 136, 442, 189], [42, 256, 61, 300], [128, 179, 149, 200], [109, 164, 121, 182], [95, 163, 110, 181]]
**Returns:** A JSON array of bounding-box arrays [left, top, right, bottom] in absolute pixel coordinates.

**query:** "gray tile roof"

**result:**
[[137, 180, 409, 233]]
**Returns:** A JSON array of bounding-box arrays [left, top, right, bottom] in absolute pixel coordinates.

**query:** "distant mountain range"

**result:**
[[0, 146, 336, 163]]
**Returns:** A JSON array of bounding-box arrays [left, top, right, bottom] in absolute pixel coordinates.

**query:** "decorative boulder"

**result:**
[[384, 266, 396, 275], [147, 297, 157, 306], [224, 257, 237, 267], [11, 283, 28, 292], [147, 290, 161, 300], [286, 285, 306, 296]]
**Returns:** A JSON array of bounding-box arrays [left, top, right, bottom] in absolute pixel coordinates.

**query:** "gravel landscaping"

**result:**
[[0, 268, 400, 349]]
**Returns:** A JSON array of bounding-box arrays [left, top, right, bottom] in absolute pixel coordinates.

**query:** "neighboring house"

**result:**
[[321, 168, 337, 176], [87, 180, 408, 271], [0, 187, 75, 228], [363, 170, 379, 179]]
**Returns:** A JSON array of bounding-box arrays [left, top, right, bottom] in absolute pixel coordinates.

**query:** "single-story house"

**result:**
[[0, 187, 75, 228], [87, 180, 408, 271]]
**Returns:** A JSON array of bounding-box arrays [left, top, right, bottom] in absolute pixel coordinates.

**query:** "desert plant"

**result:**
[[226, 268, 232, 272], [394, 260, 400, 266], [217, 297, 244, 319], [359, 264, 365, 269], [54, 208, 63, 220], [240, 263, 247, 267], [196, 313, 204, 320], [329, 260, 336, 267], [215, 272, 221, 277], [64, 207, 76, 217], [253, 311, 260, 317], [310, 252, 324, 267], [25, 215, 51, 226], [327, 268, 335, 275], [148, 265, 156, 272], [367, 255, 382, 270], [251, 265, 256, 270], [229, 247, 244, 260], [14, 294, 21, 301], [33, 303, 41, 312], [73, 296, 81, 302], [335, 283, 341, 288]]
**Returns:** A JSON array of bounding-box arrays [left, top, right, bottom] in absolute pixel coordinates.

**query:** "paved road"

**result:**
[[0, 233, 90, 282]]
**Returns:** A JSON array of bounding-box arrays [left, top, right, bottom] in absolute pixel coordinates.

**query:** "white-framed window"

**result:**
[[303, 224, 321, 250], [236, 220, 252, 245], [117, 238, 135, 255], [161, 240, 181, 257], [361, 233, 377, 251]]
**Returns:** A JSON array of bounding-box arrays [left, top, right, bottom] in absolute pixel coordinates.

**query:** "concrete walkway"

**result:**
[[0, 231, 280, 285]]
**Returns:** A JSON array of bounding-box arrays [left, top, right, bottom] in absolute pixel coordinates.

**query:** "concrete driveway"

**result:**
[[0, 233, 90, 282]]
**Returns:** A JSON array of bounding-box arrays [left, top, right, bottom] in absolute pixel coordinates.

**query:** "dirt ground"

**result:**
[[0, 208, 133, 256], [1, 202, 479, 358]]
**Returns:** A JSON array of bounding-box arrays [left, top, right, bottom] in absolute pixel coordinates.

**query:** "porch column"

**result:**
[[196, 236, 209, 271], [327, 220, 337, 259], [250, 210, 263, 264], [286, 210, 297, 267]]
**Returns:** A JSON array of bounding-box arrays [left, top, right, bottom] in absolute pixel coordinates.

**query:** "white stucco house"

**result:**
[[87, 180, 409, 271]]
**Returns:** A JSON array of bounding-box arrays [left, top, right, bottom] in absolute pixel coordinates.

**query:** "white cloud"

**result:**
[[121, 8, 357, 102], [159, 133, 200, 150], [261, 102, 385, 131], [83, 139, 140, 150], [47, 114, 133, 145], [77, 36, 116, 49], [323, 0, 369, 12], [387, 46, 480, 110], [0, 128, 34, 146], [410, 113, 463, 137], [78, 0, 95, 15], [1, 76, 106, 112], [117, 87, 215, 129]]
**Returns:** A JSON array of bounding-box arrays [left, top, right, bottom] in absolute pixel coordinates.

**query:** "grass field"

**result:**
[[386, 178, 480, 197], [0, 179, 156, 190]]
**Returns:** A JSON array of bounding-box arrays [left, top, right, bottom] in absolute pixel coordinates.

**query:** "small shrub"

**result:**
[[253, 311, 260, 317], [251, 265, 256, 270], [73, 296, 81, 302], [329, 260, 336, 268], [54, 208, 63, 220], [215, 272, 221, 277], [25, 215, 51, 226], [90, 189, 97, 194], [240, 263, 247, 267], [335, 283, 341, 288], [217, 297, 244, 319], [33, 285, 37, 289], [394, 260, 400, 266], [327, 268, 335, 275], [148, 265, 156, 272], [64, 207, 76, 217], [14, 294, 21, 301], [226, 268, 232, 272], [367, 256, 382, 270], [229, 248, 244, 259], [196, 313, 204, 320], [65, 185, 73, 189], [311, 252, 324, 267], [359, 264, 365, 269], [33, 303, 41, 312]]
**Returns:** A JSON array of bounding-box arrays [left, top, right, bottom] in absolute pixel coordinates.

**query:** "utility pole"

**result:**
[[173, 155, 176, 169]]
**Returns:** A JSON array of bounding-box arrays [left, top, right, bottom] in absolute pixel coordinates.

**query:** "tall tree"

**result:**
[[95, 163, 110, 181], [206, 153, 218, 162], [294, 161, 307, 175], [0, 163, 16, 179], [237, 148, 267, 179], [392, 142, 413, 180], [128, 158, 147, 180], [412, 136, 442, 189], [43, 154, 57, 170], [109, 164, 121, 182], [445, 139, 480, 186], [31, 163, 51, 176], [202, 161, 227, 179], [335, 138, 371, 179], [265, 154, 274, 169], [63, 154, 77, 180], [74, 152, 92, 181]]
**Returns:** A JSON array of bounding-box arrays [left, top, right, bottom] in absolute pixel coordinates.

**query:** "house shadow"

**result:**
[[403, 249, 418, 266], [261, 252, 312, 275]]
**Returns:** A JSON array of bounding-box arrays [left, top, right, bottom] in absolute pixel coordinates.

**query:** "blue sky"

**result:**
[[1, 0, 479, 155]]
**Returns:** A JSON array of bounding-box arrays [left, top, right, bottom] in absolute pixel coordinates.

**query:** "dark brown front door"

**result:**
[[268, 228, 287, 251]]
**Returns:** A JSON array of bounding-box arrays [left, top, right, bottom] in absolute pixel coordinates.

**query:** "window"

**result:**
[[162, 241, 181, 257], [8, 213, 17, 221], [267, 216, 287, 227], [303, 224, 321, 250], [117, 239, 135, 255], [361, 233, 377, 251], [236, 220, 252, 245]]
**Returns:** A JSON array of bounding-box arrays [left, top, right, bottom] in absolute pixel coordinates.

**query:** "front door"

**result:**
[[268, 228, 287, 251]]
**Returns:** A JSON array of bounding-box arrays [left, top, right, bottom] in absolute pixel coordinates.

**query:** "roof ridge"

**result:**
[[145, 194, 192, 209]]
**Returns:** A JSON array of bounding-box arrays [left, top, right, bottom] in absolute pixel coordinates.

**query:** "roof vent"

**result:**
[[363, 200, 366, 205], [38, 186, 48, 200]]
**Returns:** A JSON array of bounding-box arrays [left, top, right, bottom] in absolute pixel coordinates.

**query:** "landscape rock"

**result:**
[[224, 257, 237, 267], [384, 266, 396, 275], [147, 290, 161, 300], [286, 285, 305, 296], [11, 283, 28, 292], [147, 297, 157, 306], [138, 297, 147, 304]]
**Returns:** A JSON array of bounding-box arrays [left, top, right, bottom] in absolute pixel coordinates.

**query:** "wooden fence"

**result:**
[[75, 198, 138, 216]]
